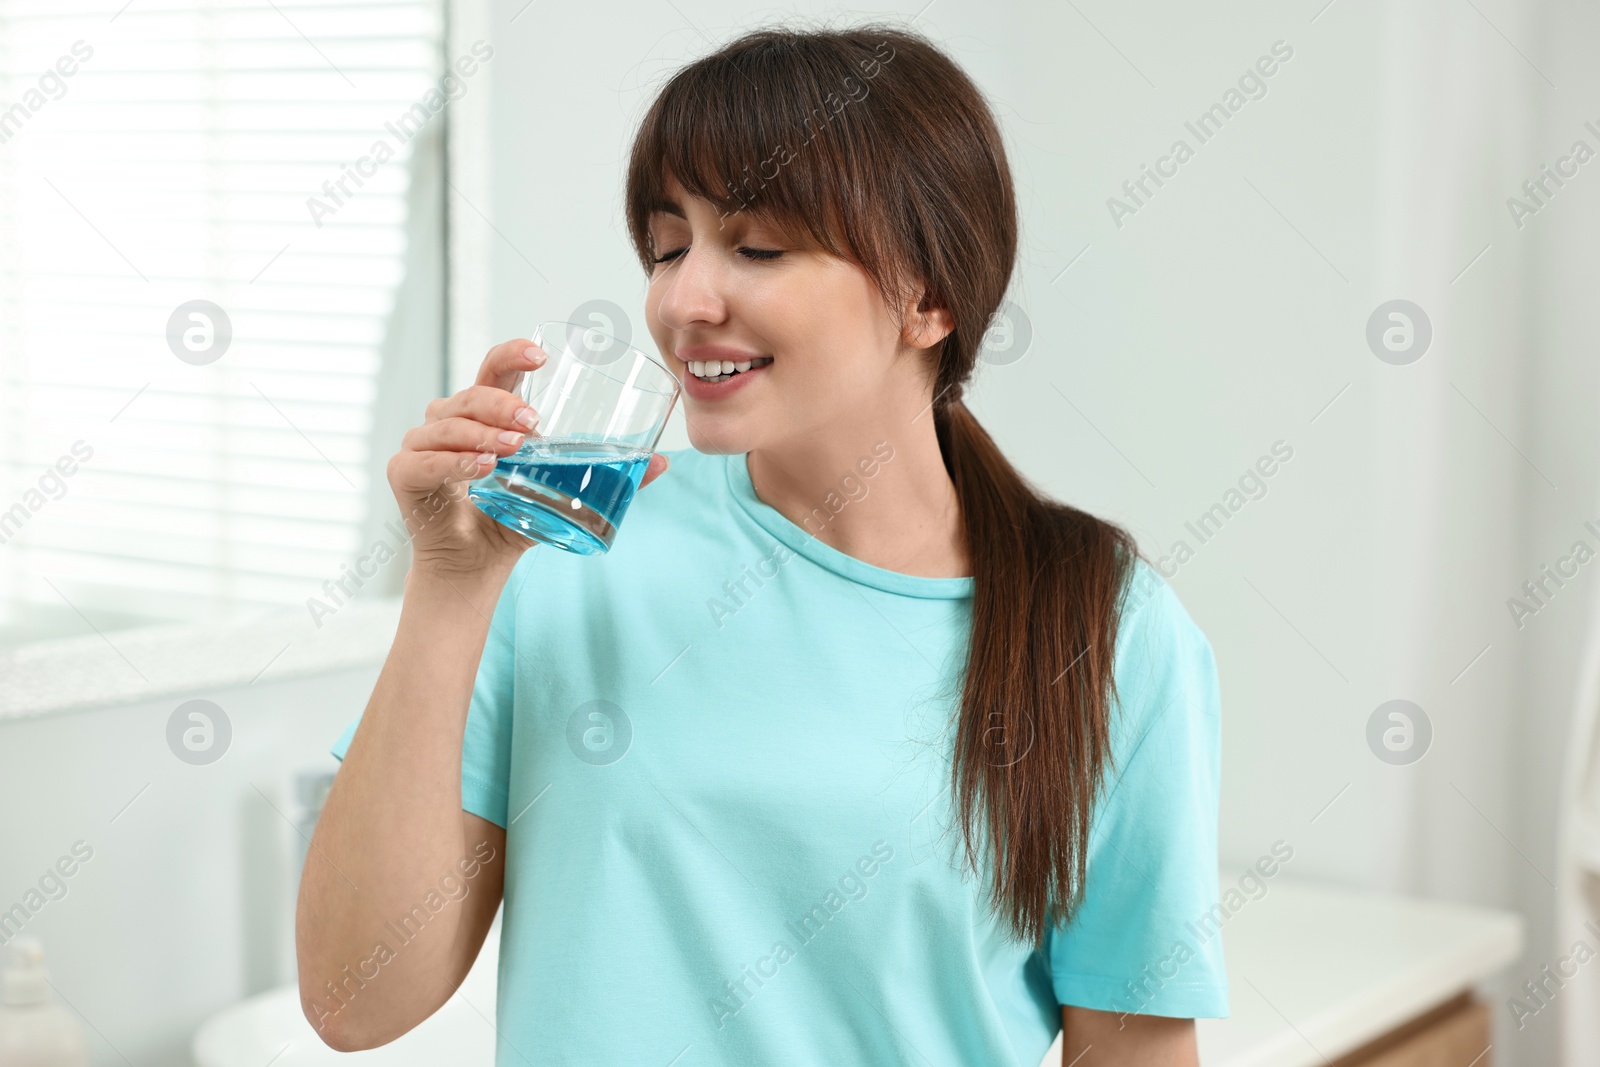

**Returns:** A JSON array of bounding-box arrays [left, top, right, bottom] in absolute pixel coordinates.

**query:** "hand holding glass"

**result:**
[[468, 320, 679, 555]]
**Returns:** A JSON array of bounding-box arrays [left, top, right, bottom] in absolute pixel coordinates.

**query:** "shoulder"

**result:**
[[1108, 556, 1221, 749], [1113, 556, 1214, 677]]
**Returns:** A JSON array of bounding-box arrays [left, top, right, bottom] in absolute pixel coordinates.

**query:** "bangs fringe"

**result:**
[[625, 25, 907, 274]]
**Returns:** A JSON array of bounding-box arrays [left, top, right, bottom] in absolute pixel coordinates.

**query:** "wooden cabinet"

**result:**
[[1325, 993, 1490, 1067]]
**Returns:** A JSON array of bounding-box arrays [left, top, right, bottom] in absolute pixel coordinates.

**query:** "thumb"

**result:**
[[639, 451, 670, 490]]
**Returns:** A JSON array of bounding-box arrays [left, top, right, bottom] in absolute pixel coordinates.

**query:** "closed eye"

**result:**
[[651, 246, 784, 264]]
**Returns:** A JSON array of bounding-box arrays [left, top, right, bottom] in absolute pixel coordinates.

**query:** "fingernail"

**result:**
[[498, 430, 524, 446], [476, 451, 496, 465], [513, 406, 537, 428], [523, 346, 543, 364]]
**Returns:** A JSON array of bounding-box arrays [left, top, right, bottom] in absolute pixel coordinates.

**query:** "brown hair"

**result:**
[[623, 20, 1141, 948]]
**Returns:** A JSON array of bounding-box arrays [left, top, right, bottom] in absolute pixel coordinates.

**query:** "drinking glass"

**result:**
[[467, 320, 680, 555]]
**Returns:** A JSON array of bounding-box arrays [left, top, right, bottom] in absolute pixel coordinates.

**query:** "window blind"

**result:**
[[0, 0, 446, 646]]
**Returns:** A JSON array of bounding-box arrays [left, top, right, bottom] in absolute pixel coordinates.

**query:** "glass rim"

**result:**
[[532, 319, 678, 398]]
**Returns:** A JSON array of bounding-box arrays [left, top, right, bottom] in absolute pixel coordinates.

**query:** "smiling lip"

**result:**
[[679, 354, 771, 400]]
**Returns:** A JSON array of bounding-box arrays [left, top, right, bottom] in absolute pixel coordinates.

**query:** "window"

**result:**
[[0, 0, 448, 648]]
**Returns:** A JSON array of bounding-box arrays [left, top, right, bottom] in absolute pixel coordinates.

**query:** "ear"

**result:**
[[902, 290, 955, 351]]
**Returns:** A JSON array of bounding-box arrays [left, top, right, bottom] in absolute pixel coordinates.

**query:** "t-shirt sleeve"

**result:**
[[1045, 562, 1229, 1019], [328, 560, 527, 829]]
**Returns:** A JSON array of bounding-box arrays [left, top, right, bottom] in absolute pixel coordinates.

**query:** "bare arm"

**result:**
[[295, 571, 512, 1050], [1061, 1005, 1199, 1067], [293, 338, 670, 1050]]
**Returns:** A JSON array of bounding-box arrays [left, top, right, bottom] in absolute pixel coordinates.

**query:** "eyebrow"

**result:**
[[647, 198, 686, 219]]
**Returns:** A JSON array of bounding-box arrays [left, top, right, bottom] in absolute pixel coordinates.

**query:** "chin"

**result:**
[[683, 424, 753, 456]]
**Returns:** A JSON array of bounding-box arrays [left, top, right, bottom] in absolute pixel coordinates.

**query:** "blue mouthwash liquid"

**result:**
[[468, 438, 652, 555]]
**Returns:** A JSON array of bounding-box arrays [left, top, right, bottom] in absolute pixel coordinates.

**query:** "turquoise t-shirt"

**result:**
[[329, 446, 1228, 1065]]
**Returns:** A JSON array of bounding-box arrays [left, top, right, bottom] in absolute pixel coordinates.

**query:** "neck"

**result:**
[[745, 401, 969, 579]]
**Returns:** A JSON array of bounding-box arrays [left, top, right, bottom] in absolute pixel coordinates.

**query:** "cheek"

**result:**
[[780, 350, 877, 408], [802, 263, 899, 356]]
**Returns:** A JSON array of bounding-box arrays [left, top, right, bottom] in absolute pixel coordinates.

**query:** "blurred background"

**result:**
[[1, 0, 1598, 1065]]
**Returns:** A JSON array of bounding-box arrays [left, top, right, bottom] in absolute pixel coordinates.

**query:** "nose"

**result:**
[[653, 244, 731, 334]]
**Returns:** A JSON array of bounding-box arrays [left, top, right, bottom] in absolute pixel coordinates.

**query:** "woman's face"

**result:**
[[644, 174, 941, 455]]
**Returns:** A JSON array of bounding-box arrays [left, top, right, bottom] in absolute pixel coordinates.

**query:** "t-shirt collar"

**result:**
[[723, 450, 975, 600]]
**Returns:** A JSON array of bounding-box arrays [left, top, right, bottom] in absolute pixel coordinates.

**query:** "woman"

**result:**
[[297, 21, 1227, 1066]]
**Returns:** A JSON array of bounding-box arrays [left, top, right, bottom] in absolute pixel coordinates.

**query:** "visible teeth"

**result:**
[[687, 355, 772, 381]]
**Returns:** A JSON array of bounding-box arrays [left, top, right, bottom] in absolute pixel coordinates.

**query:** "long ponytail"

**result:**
[[935, 392, 1137, 947]]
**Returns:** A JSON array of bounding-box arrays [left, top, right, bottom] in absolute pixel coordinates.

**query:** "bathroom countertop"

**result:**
[[1192, 874, 1523, 1067]]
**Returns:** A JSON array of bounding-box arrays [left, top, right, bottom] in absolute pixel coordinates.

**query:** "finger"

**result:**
[[474, 338, 549, 391], [638, 452, 670, 490], [425, 385, 540, 431], [388, 449, 497, 495], [404, 416, 529, 456]]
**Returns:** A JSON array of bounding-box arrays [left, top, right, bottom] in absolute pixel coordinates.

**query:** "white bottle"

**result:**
[[0, 939, 87, 1067]]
